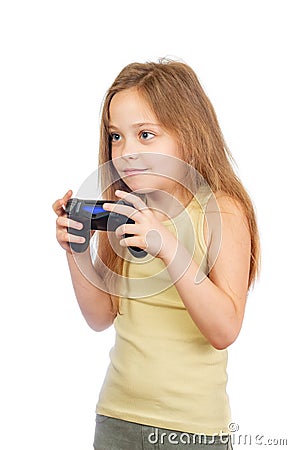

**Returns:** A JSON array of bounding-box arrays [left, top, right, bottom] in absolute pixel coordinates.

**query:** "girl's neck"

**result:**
[[145, 188, 193, 222]]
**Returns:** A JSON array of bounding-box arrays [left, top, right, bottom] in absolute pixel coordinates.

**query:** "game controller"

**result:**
[[65, 198, 148, 258]]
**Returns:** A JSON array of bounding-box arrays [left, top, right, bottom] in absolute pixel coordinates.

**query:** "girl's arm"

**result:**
[[66, 251, 116, 331], [162, 194, 251, 350], [53, 191, 116, 332], [102, 189, 250, 348]]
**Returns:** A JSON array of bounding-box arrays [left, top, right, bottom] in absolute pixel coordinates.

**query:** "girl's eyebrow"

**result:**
[[132, 122, 161, 128], [108, 122, 161, 131]]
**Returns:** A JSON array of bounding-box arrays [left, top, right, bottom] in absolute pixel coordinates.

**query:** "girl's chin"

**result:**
[[123, 184, 157, 194], [120, 178, 156, 194]]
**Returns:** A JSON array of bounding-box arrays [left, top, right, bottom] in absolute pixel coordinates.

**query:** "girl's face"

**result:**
[[108, 88, 188, 197]]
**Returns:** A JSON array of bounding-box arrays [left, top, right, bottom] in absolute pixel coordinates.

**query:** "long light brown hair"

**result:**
[[96, 59, 260, 315]]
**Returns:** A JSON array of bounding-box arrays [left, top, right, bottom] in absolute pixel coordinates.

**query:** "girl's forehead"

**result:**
[[109, 88, 157, 123]]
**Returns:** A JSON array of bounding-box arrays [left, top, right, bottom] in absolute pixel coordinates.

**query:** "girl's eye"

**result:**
[[111, 133, 121, 142], [140, 131, 155, 140]]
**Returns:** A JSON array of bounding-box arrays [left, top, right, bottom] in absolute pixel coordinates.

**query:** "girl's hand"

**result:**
[[52, 190, 85, 253], [103, 190, 178, 261]]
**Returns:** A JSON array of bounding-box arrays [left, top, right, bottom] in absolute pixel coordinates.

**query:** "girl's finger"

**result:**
[[119, 234, 144, 249], [56, 216, 83, 230], [115, 223, 137, 238], [57, 228, 85, 244], [52, 190, 73, 216], [115, 190, 148, 211], [67, 232, 86, 244], [103, 202, 140, 221]]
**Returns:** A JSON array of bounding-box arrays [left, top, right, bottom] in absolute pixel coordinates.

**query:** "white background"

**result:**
[[1, 1, 290, 448]]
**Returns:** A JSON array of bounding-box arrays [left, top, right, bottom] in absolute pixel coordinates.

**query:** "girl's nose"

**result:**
[[121, 152, 139, 159], [120, 138, 139, 159]]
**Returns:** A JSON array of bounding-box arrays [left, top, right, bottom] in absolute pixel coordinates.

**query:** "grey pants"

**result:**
[[93, 414, 233, 450]]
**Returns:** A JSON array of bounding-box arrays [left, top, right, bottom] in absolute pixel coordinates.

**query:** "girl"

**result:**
[[53, 59, 260, 449]]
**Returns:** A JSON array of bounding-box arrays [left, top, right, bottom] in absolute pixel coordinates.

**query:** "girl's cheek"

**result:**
[[110, 159, 121, 173]]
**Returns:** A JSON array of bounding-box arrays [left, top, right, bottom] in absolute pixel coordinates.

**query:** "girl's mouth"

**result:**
[[123, 168, 149, 176]]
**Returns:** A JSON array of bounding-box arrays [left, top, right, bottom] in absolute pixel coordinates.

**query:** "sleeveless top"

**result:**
[[96, 190, 231, 435]]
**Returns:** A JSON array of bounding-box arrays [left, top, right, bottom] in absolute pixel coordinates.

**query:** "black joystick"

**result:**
[[65, 198, 148, 258]]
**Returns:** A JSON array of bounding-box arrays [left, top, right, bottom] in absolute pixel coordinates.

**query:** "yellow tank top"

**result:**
[[96, 191, 231, 435]]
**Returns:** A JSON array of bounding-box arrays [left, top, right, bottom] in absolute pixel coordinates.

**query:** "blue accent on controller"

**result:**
[[82, 205, 106, 214]]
